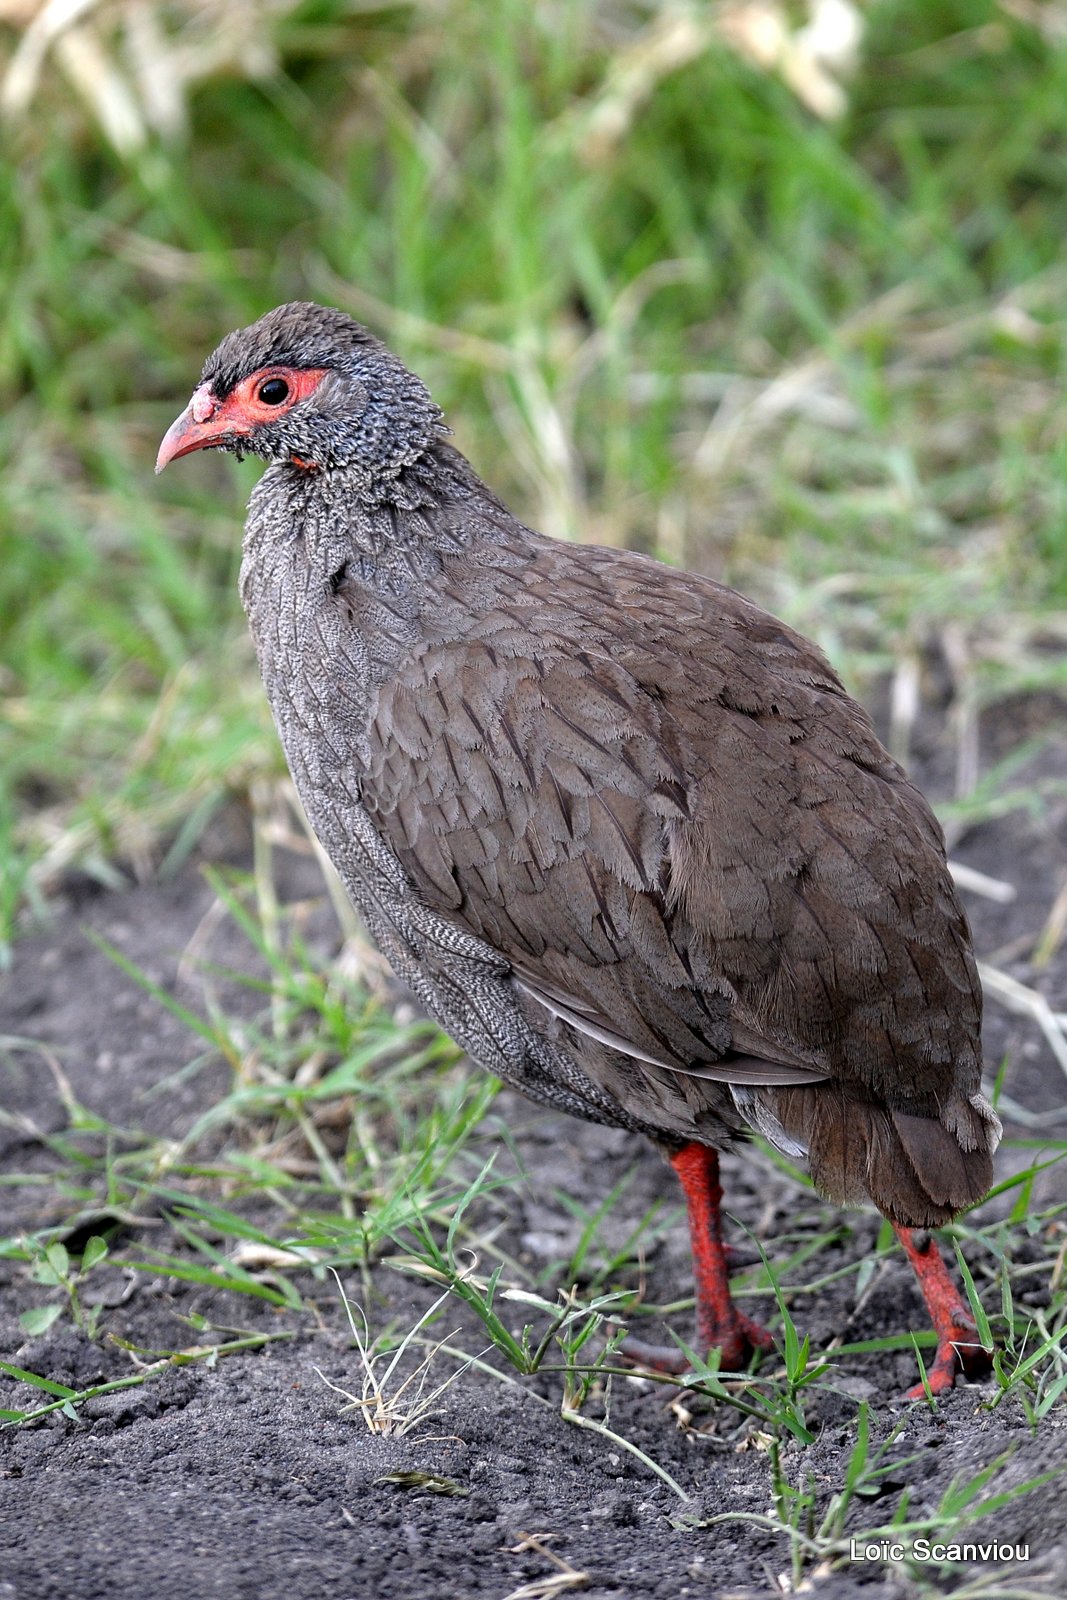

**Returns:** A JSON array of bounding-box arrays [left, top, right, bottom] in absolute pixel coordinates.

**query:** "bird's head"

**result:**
[[156, 301, 444, 482]]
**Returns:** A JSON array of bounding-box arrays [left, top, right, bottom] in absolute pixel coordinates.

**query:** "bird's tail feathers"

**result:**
[[732, 1081, 1001, 1228]]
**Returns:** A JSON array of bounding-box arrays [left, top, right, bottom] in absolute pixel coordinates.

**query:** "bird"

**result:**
[[157, 300, 1001, 1397]]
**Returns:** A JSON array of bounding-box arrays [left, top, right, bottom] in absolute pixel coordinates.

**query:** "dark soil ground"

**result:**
[[2, 695, 1066, 1600]]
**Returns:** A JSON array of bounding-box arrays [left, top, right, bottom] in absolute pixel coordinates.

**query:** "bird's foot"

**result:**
[[700, 1306, 776, 1370], [613, 1143, 776, 1376], [614, 1336, 690, 1375], [616, 1306, 774, 1376], [904, 1306, 992, 1399], [894, 1224, 993, 1398]]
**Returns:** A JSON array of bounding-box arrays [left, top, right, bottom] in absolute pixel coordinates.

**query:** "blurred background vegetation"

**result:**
[[2, 0, 1067, 958]]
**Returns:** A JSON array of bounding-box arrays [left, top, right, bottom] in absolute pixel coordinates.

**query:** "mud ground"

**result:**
[[1, 694, 1066, 1600]]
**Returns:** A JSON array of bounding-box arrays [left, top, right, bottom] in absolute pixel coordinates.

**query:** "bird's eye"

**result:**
[[257, 377, 290, 406]]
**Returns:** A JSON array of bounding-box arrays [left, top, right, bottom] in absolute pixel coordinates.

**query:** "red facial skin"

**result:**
[[155, 365, 328, 473]]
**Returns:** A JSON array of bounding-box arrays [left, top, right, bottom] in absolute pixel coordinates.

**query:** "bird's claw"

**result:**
[[904, 1318, 993, 1399]]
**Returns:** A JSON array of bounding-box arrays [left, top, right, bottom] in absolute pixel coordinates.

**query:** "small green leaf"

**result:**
[[44, 1242, 70, 1280], [18, 1304, 64, 1337], [80, 1236, 109, 1271], [0, 1361, 78, 1397]]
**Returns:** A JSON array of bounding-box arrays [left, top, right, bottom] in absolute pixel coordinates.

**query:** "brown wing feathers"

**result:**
[[362, 534, 998, 1224]]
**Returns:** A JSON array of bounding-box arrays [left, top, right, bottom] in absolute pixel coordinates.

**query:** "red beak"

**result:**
[[155, 384, 245, 473]]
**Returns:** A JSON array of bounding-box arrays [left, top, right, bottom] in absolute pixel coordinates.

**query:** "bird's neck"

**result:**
[[238, 438, 538, 787], [245, 439, 522, 580], [239, 438, 539, 690]]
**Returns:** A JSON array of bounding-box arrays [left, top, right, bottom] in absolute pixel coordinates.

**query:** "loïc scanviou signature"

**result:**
[[850, 1538, 1030, 1564]]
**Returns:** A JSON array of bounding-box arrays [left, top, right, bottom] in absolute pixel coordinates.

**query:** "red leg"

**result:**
[[621, 1143, 774, 1373], [893, 1224, 992, 1398], [675, 1144, 775, 1365]]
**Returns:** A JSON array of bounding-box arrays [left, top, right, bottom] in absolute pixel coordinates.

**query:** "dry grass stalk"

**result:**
[[978, 960, 1067, 1078], [1, 0, 293, 146], [316, 1271, 478, 1437]]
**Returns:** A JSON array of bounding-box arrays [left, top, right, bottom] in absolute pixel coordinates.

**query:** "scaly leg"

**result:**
[[621, 1142, 774, 1373], [893, 1224, 992, 1397]]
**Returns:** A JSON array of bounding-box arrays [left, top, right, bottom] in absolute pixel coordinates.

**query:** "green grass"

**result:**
[[4, 0, 1067, 950]]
